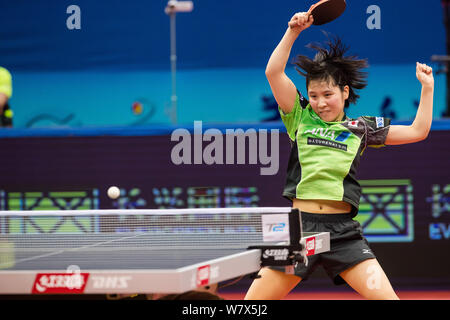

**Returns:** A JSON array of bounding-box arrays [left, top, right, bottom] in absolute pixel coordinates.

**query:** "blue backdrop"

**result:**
[[0, 0, 447, 127]]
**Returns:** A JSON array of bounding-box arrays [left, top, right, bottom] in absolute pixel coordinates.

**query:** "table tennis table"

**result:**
[[0, 208, 330, 295]]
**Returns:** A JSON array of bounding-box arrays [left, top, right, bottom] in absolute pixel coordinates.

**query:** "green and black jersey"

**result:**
[[279, 91, 391, 217]]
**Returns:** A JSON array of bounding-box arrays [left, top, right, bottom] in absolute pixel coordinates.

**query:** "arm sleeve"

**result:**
[[361, 116, 391, 148], [278, 90, 309, 141]]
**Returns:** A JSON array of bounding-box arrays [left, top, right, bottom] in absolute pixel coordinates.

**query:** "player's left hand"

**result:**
[[416, 62, 434, 88]]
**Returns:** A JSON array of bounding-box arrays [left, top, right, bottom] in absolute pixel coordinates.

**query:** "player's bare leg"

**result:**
[[339, 258, 399, 300], [244, 267, 301, 300]]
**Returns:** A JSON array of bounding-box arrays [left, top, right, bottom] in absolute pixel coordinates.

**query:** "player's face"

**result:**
[[307, 80, 349, 122]]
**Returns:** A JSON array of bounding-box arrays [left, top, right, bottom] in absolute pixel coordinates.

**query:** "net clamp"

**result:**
[[247, 244, 306, 267]]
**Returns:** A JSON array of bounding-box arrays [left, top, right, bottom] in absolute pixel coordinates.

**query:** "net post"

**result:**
[[288, 209, 302, 245]]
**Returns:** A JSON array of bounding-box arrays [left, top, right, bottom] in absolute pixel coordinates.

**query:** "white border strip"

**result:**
[[0, 207, 292, 217]]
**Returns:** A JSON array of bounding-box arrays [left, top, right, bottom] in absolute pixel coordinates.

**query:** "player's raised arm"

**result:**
[[265, 13, 313, 114], [385, 62, 434, 145]]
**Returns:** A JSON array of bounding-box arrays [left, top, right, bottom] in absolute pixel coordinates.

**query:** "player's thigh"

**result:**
[[244, 267, 301, 300], [339, 258, 399, 300]]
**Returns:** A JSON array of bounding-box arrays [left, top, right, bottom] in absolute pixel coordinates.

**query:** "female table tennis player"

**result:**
[[245, 12, 434, 300]]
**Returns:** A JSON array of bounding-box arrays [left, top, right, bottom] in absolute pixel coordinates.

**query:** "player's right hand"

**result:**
[[288, 12, 313, 32]]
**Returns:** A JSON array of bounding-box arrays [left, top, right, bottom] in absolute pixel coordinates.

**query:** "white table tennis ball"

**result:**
[[107, 186, 120, 199]]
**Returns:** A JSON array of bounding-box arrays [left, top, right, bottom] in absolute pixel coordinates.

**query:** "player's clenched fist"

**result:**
[[288, 12, 314, 32], [416, 62, 434, 89]]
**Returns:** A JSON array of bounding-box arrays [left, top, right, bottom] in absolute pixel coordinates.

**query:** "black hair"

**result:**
[[293, 35, 368, 108]]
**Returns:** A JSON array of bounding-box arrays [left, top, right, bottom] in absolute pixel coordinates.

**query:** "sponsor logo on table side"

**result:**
[[32, 273, 89, 294]]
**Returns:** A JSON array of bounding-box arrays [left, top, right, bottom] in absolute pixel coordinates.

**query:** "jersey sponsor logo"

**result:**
[[304, 128, 351, 143], [304, 128, 336, 140], [307, 137, 347, 151], [376, 117, 384, 128]]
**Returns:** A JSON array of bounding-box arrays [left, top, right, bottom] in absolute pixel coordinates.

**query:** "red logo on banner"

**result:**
[[32, 273, 89, 294], [196, 265, 210, 287], [305, 238, 316, 256]]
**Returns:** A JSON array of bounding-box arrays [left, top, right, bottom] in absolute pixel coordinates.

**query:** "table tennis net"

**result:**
[[0, 208, 295, 269]]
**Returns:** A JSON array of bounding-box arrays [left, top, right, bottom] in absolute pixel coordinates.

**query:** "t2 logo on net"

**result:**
[[268, 222, 286, 232], [261, 214, 290, 242]]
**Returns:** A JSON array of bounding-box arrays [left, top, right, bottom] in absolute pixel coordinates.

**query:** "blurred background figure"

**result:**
[[0, 66, 13, 128]]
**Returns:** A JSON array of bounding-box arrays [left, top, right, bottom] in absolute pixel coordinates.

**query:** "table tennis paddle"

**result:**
[[289, 0, 346, 27]]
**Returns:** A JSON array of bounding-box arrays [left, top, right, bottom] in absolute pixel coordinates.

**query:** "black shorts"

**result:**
[[270, 211, 376, 285]]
